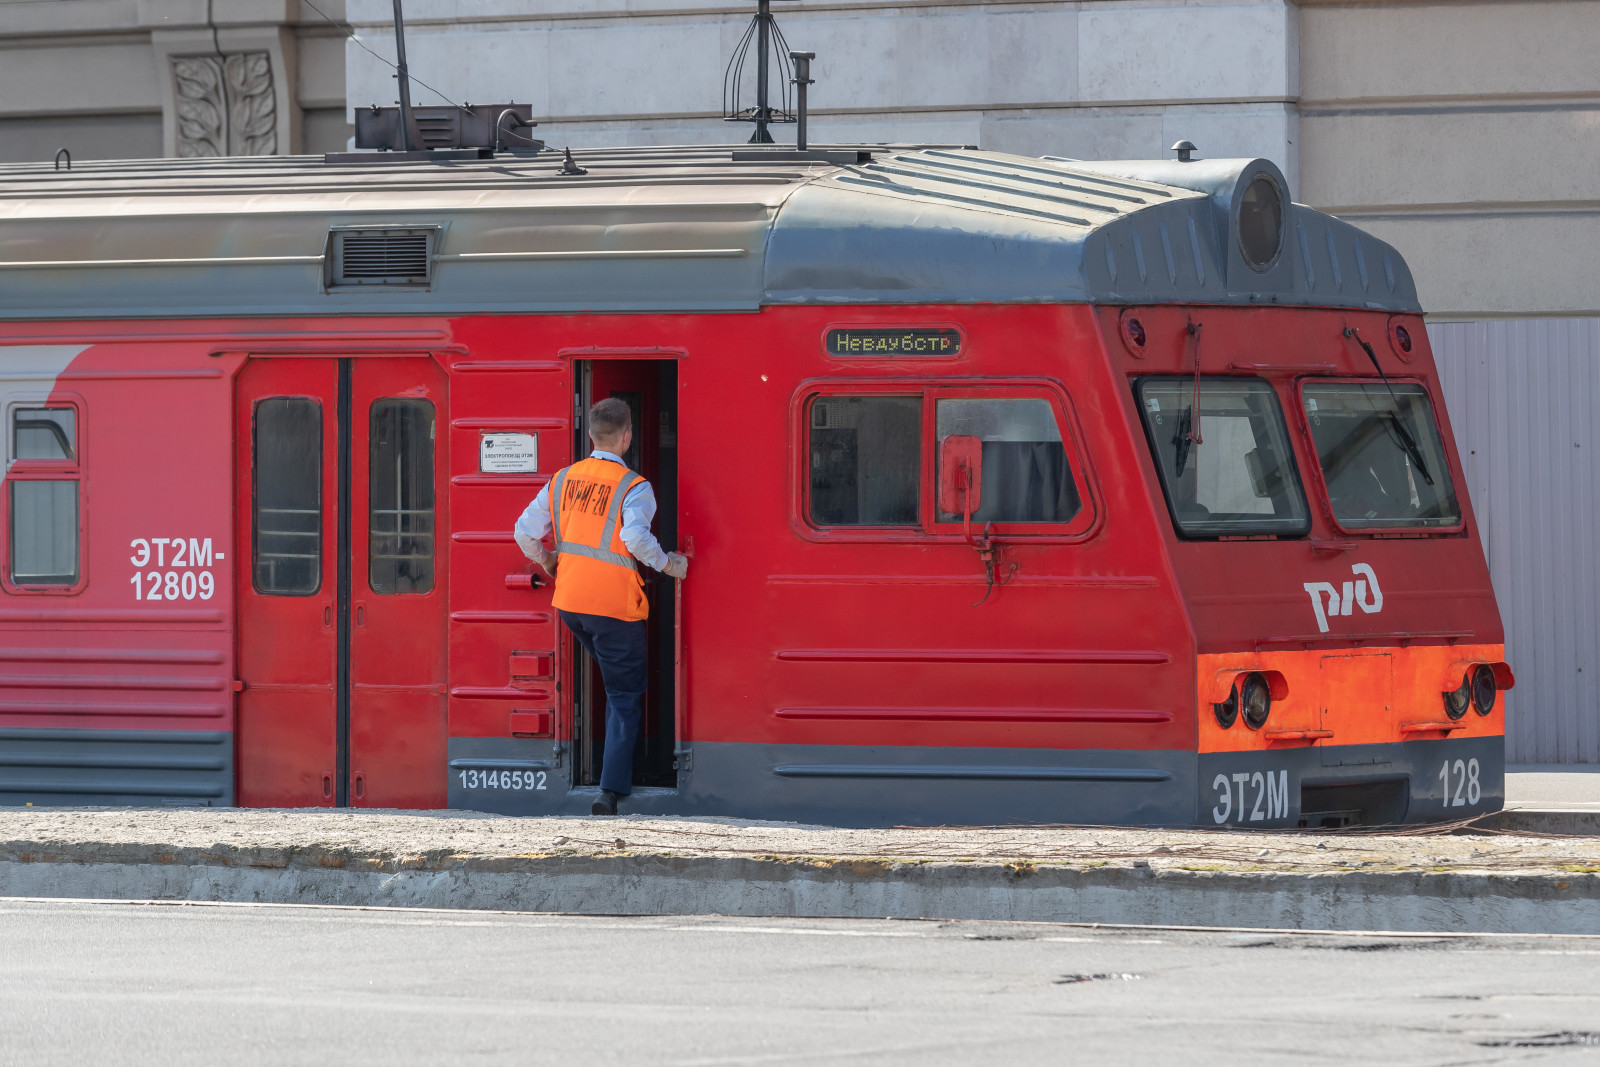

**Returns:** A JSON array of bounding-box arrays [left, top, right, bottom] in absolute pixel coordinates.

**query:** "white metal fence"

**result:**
[[1431, 319, 1600, 764]]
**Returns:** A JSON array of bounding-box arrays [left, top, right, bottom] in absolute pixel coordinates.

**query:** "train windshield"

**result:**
[[1136, 377, 1310, 538], [1300, 382, 1460, 530]]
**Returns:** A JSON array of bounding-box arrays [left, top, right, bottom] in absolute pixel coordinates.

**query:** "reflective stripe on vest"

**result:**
[[553, 463, 640, 572], [551, 460, 641, 572]]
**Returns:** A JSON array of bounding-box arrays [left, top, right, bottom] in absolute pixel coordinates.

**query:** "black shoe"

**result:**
[[592, 790, 620, 816]]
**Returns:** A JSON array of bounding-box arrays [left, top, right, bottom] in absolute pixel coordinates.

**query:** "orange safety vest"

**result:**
[[549, 456, 649, 622]]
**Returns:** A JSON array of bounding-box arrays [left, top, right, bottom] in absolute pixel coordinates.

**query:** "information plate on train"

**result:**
[[480, 432, 538, 473], [825, 326, 962, 357]]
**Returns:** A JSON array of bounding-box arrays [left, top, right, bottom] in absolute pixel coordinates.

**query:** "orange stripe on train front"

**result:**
[[1196, 644, 1509, 753]]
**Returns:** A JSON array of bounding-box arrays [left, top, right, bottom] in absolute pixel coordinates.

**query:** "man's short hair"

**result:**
[[589, 397, 632, 441]]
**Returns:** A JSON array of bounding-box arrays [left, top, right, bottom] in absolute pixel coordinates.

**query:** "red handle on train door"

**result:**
[[505, 570, 543, 590]]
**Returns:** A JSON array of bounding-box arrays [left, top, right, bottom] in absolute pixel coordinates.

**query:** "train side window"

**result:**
[[934, 398, 1082, 524], [15, 408, 75, 460], [807, 396, 921, 526], [369, 398, 436, 594], [10, 481, 79, 585], [1300, 381, 1461, 531], [1136, 377, 1310, 538], [7, 405, 81, 587], [253, 397, 323, 596]]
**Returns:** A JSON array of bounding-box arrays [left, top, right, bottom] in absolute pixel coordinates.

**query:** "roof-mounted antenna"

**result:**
[[790, 51, 814, 152], [731, 49, 872, 165], [391, 0, 423, 153], [1171, 139, 1198, 163], [723, 0, 800, 143]]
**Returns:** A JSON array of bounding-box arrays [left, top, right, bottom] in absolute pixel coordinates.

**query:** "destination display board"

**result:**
[[824, 326, 962, 357]]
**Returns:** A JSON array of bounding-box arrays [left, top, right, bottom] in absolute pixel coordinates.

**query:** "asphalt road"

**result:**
[[2, 901, 1598, 1065]]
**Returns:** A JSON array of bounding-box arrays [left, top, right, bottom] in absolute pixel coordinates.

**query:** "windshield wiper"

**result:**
[[1342, 327, 1434, 486], [1170, 320, 1206, 477], [1172, 407, 1194, 476]]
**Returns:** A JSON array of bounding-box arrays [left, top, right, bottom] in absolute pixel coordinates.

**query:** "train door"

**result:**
[[235, 356, 448, 807], [570, 359, 678, 789]]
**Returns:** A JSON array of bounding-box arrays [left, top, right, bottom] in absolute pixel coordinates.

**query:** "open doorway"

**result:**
[[570, 359, 679, 789]]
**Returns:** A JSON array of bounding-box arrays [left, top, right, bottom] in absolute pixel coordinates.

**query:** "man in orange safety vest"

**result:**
[[513, 397, 689, 815]]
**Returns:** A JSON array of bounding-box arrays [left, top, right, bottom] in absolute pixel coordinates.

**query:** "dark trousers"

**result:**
[[559, 609, 647, 796]]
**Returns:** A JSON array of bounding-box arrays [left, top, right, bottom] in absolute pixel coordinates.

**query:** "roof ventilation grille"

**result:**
[[326, 227, 438, 290]]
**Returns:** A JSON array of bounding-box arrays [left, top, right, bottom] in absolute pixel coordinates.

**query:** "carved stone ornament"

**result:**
[[172, 52, 277, 157]]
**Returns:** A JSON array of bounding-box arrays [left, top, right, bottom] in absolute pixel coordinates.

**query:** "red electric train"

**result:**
[[0, 143, 1510, 827]]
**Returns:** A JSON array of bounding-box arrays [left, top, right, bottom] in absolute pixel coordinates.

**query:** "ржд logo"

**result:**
[[1303, 563, 1383, 634]]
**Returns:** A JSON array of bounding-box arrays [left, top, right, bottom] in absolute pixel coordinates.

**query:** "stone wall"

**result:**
[[1299, 0, 1600, 319], [0, 0, 351, 163]]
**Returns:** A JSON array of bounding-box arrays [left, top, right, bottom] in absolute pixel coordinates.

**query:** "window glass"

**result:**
[[369, 398, 436, 594], [1137, 377, 1310, 537], [14, 408, 75, 461], [1301, 382, 1460, 529], [253, 397, 322, 596], [9, 480, 78, 584], [808, 396, 920, 526], [935, 398, 1081, 524]]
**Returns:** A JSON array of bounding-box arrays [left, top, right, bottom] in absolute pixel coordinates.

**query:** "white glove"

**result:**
[[661, 552, 689, 580], [516, 533, 557, 577]]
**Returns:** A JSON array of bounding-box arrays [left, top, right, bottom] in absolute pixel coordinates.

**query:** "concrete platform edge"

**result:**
[[3, 848, 1599, 935], [1479, 809, 1600, 835]]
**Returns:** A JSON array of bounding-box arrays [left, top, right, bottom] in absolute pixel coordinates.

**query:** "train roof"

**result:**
[[0, 144, 1419, 320]]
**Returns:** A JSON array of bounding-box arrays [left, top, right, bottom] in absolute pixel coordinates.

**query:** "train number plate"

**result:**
[[1437, 757, 1482, 808], [459, 768, 547, 791], [1210, 769, 1289, 824], [129, 536, 221, 602]]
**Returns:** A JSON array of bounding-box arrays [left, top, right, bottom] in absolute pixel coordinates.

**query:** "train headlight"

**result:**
[[1471, 664, 1497, 715], [1213, 685, 1239, 729], [1237, 176, 1285, 271], [1443, 675, 1470, 720], [1240, 672, 1272, 730]]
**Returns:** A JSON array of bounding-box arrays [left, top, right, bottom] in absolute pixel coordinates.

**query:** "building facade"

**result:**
[[0, 0, 352, 162]]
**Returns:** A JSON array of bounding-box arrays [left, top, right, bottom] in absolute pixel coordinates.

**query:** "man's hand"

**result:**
[[516, 532, 558, 577], [661, 552, 689, 580]]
